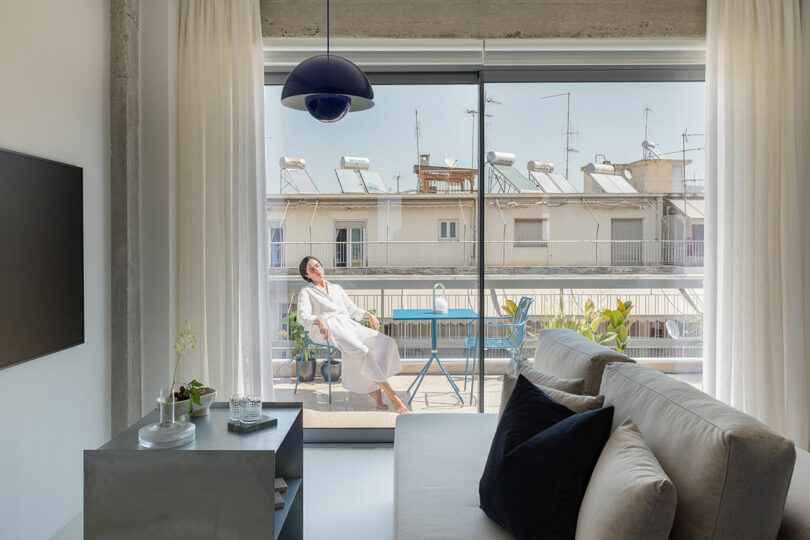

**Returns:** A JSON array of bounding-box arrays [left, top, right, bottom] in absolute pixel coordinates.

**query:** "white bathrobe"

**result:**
[[297, 281, 402, 394]]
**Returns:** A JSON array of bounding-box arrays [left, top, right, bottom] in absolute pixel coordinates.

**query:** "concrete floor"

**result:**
[[275, 367, 504, 428], [274, 361, 702, 428], [304, 447, 394, 540]]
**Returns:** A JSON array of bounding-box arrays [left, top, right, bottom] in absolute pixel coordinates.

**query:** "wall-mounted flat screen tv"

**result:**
[[0, 148, 84, 369]]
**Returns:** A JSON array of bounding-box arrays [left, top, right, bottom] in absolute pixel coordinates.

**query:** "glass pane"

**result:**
[[266, 84, 480, 428], [485, 80, 706, 397]]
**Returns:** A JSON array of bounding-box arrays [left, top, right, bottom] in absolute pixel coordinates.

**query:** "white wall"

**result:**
[[0, 1, 109, 538]]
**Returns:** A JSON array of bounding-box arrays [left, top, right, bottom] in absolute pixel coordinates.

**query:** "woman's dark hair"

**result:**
[[299, 256, 321, 282]]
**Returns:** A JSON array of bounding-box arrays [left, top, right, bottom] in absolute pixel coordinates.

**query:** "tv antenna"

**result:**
[[484, 95, 502, 149], [541, 92, 578, 182], [466, 108, 493, 167], [415, 109, 422, 186]]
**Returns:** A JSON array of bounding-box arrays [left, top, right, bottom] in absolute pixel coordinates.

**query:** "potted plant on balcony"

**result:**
[[282, 312, 317, 382], [598, 299, 636, 353], [541, 293, 617, 346]]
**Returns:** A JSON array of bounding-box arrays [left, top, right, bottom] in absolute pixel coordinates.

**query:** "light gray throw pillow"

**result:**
[[499, 373, 604, 419], [575, 418, 677, 540], [516, 360, 586, 394]]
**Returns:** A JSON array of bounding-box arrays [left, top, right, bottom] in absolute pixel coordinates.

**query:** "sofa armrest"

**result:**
[[779, 448, 810, 539]]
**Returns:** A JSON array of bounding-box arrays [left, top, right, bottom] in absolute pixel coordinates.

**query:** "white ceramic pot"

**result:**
[[157, 388, 217, 421]]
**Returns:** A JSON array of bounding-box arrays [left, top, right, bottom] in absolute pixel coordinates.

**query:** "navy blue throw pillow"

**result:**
[[479, 374, 614, 540]]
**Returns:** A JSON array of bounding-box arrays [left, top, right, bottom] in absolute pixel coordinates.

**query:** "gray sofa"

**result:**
[[394, 329, 810, 539]]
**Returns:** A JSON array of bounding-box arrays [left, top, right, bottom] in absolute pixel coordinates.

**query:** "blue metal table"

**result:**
[[393, 308, 478, 405]]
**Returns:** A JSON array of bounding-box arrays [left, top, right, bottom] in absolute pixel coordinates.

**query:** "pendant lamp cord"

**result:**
[[326, 0, 330, 57]]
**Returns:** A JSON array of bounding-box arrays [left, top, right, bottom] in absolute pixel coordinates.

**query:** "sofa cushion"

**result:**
[[516, 359, 586, 395], [576, 418, 677, 540], [601, 362, 796, 540], [779, 448, 810, 539], [534, 328, 634, 395], [499, 373, 604, 419], [395, 413, 511, 540], [480, 375, 614, 539]]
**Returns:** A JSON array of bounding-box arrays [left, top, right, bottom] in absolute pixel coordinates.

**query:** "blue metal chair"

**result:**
[[464, 296, 534, 402], [294, 331, 340, 404]]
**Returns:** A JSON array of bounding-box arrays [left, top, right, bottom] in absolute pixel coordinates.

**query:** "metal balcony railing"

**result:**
[[269, 240, 704, 269]]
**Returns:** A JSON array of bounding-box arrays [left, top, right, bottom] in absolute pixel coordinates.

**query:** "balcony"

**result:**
[[270, 288, 703, 427]]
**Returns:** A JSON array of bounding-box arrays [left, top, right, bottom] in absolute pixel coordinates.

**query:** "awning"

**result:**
[[667, 198, 704, 219]]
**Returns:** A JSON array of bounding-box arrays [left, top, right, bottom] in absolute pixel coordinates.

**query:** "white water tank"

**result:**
[[340, 156, 370, 170], [486, 151, 516, 166], [279, 156, 306, 169], [585, 162, 615, 174], [527, 160, 554, 172]]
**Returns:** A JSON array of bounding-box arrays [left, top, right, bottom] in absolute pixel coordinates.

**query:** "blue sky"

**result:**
[[264, 81, 705, 194]]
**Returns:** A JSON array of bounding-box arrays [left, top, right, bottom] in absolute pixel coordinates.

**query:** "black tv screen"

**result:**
[[0, 148, 84, 369]]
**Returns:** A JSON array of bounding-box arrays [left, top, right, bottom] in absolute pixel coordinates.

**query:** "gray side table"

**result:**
[[85, 402, 303, 540]]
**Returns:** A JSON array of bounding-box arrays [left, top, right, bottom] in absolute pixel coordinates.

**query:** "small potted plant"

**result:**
[[282, 312, 317, 382], [159, 321, 217, 419]]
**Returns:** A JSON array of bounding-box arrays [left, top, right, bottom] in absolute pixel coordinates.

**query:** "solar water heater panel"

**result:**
[[287, 169, 319, 193], [547, 173, 577, 193], [335, 169, 367, 193], [359, 170, 390, 193], [528, 171, 563, 193], [607, 175, 637, 193], [590, 173, 622, 193], [494, 165, 542, 193]]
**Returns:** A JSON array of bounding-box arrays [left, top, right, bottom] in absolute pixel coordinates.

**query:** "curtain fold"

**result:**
[[705, 0, 809, 449], [177, 0, 272, 399]]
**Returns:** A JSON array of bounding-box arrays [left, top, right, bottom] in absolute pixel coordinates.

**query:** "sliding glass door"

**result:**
[[265, 83, 481, 429], [482, 79, 706, 402]]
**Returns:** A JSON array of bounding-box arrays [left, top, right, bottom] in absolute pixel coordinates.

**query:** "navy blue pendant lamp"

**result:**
[[281, 0, 374, 122]]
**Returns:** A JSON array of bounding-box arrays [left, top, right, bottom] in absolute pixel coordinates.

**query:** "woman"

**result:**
[[297, 256, 409, 414]]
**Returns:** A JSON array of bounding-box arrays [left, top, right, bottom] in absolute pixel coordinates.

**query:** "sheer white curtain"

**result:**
[[705, 0, 809, 449], [177, 0, 272, 399]]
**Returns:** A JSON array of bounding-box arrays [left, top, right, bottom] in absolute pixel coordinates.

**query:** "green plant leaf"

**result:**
[[617, 325, 628, 344], [505, 300, 517, 316], [617, 298, 626, 312], [596, 332, 617, 345]]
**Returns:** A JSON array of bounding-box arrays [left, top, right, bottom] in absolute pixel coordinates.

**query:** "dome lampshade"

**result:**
[[281, 54, 374, 123]]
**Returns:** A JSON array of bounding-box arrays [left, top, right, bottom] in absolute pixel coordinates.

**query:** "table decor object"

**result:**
[[137, 321, 201, 448], [138, 388, 196, 448], [432, 283, 448, 313], [227, 414, 278, 434]]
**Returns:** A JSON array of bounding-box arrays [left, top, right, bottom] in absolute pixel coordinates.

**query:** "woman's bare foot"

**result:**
[[370, 389, 389, 411], [388, 393, 410, 414], [374, 381, 410, 414]]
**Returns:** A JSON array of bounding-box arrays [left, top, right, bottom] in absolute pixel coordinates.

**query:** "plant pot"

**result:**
[[320, 359, 342, 382], [296, 358, 317, 382], [156, 387, 217, 421]]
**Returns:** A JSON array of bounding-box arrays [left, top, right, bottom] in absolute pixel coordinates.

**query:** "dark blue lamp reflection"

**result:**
[[280, 0, 374, 123], [281, 55, 374, 123]]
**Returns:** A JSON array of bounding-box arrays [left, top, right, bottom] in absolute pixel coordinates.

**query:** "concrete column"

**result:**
[[110, 0, 141, 435]]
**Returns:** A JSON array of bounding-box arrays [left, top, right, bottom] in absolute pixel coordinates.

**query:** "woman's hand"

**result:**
[[365, 312, 380, 331], [314, 317, 329, 341]]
